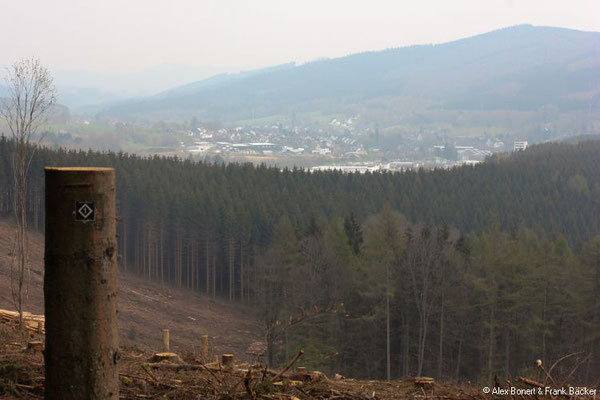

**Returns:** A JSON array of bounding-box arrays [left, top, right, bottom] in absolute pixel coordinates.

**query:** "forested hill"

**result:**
[[1, 138, 600, 380], [98, 25, 600, 121], [0, 138, 598, 246]]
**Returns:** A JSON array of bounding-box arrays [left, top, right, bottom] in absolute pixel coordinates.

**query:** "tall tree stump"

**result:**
[[44, 167, 118, 400], [162, 329, 170, 351], [200, 334, 209, 360]]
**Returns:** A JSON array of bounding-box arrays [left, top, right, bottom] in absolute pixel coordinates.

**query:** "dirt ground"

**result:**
[[0, 218, 262, 359]]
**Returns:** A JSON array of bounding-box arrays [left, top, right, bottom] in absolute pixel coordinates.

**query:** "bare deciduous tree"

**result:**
[[1, 57, 56, 327]]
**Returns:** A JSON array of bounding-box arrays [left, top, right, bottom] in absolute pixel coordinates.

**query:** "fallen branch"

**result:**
[[538, 364, 558, 388], [272, 349, 304, 382], [562, 353, 591, 386], [518, 376, 544, 388], [196, 359, 224, 385], [140, 364, 161, 384], [545, 352, 582, 386]]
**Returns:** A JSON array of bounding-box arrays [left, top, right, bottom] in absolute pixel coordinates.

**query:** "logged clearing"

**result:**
[[0, 320, 489, 399], [0, 218, 262, 358], [2, 320, 589, 399]]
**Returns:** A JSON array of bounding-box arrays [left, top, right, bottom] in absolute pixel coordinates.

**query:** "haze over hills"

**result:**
[[51, 64, 240, 111], [98, 25, 600, 123]]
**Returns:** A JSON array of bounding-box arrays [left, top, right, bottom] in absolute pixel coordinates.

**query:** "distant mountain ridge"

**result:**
[[98, 25, 600, 122]]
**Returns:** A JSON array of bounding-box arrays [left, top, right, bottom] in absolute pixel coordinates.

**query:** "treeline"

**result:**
[[259, 211, 600, 383], [0, 137, 599, 381]]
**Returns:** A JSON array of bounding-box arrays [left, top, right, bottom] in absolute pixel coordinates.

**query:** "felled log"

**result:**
[[148, 363, 204, 371], [147, 362, 248, 377], [518, 376, 545, 388], [414, 377, 435, 387], [0, 309, 45, 333]]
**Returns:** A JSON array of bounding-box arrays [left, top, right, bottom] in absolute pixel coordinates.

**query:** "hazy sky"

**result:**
[[1, 0, 599, 75]]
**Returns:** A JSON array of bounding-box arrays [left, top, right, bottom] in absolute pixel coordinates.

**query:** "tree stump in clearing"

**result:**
[[222, 354, 234, 370], [200, 334, 209, 360], [162, 329, 170, 352], [149, 352, 184, 364], [291, 367, 311, 382]]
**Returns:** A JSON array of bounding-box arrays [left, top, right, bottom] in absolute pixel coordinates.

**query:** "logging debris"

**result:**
[[1, 317, 598, 399]]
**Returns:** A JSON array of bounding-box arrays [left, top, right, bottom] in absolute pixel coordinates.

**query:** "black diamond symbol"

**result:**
[[79, 204, 93, 218], [75, 201, 95, 221]]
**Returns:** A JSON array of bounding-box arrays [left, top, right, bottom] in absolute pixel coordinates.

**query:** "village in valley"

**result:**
[[59, 114, 536, 172]]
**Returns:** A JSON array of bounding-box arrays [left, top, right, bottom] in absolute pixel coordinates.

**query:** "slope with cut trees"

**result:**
[[0, 217, 262, 359]]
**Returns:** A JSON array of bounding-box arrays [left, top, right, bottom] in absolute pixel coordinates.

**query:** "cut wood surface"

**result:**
[[0, 309, 45, 333]]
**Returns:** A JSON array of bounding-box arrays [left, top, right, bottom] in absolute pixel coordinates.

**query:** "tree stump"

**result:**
[[162, 329, 170, 352], [200, 334, 209, 360], [291, 367, 310, 382], [222, 354, 234, 370], [44, 167, 119, 400], [149, 352, 184, 364]]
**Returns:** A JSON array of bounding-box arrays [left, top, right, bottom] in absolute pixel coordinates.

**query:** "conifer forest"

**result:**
[[1, 137, 599, 383]]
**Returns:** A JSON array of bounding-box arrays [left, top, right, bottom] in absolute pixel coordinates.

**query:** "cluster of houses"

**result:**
[[179, 121, 531, 172], [182, 123, 364, 157]]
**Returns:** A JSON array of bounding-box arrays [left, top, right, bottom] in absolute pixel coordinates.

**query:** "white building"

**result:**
[[312, 147, 332, 155], [514, 141, 528, 151]]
